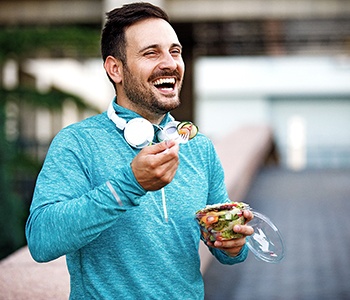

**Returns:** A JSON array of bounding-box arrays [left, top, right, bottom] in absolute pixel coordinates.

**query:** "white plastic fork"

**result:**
[[178, 131, 190, 144]]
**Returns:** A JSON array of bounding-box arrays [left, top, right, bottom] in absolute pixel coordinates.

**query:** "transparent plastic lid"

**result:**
[[246, 211, 285, 263]]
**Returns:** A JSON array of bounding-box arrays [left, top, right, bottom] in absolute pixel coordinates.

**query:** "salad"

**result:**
[[195, 202, 250, 242]]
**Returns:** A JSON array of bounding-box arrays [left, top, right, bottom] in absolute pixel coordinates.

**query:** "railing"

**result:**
[[199, 125, 274, 272]]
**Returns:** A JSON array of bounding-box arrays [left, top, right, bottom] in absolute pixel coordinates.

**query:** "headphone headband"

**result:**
[[107, 101, 127, 130]]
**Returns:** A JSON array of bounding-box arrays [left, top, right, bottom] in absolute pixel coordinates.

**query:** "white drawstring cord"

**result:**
[[161, 188, 168, 223]]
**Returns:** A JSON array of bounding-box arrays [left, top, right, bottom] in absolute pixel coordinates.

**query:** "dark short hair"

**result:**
[[101, 2, 170, 64]]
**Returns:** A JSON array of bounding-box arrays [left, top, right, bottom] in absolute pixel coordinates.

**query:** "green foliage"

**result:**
[[0, 25, 101, 62], [0, 86, 97, 111], [0, 102, 26, 259], [0, 86, 100, 259], [0, 25, 102, 259]]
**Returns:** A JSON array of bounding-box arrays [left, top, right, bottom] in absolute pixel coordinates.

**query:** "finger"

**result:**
[[131, 142, 179, 190], [135, 141, 179, 172], [233, 224, 254, 236], [153, 144, 180, 168], [213, 237, 246, 250], [243, 210, 254, 222], [146, 140, 176, 155]]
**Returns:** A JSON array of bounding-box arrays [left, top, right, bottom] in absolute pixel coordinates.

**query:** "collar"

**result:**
[[109, 97, 175, 129]]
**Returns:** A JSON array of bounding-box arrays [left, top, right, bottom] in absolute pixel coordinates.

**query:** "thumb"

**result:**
[[146, 140, 175, 154]]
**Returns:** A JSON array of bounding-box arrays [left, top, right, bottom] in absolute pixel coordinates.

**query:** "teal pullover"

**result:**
[[26, 101, 248, 299]]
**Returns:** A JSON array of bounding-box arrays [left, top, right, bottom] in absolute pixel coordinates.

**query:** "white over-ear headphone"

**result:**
[[107, 101, 180, 148]]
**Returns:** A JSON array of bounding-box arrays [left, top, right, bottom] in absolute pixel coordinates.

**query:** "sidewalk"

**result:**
[[204, 167, 350, 300]]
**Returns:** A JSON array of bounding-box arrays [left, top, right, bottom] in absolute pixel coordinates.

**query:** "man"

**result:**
[[26, 2, 253, 299]]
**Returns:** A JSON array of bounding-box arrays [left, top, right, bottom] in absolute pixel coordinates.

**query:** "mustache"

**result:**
[[148, 70, 182, 82]]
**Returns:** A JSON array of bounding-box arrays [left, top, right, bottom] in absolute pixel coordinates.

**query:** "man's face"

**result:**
[[121, 18, 185, 118]]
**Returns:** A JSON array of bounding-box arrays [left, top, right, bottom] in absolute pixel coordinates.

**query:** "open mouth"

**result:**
[[152, 77, 176, 91]]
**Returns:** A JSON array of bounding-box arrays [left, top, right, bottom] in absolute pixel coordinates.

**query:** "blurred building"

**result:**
[[1, 0, 350, 169]]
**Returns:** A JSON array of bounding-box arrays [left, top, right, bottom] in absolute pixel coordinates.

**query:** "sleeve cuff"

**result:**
[[216, 243, 249, 265], [107, 165, 147, 207]]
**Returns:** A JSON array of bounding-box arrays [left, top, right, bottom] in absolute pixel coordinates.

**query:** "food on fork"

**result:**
[[195, 202, 249, 242], [177, 121, 198, 140]]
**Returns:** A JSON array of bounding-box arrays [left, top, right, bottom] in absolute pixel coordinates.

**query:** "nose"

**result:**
[[158, 52, 177, 70]]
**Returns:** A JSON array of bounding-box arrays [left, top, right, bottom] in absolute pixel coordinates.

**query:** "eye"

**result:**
[[171, 47, 182, 56], [145, 51, 156, 56], [144, 50, 159, 58]]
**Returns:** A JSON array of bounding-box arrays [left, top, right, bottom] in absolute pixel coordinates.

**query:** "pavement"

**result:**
[[203, 166, 350, 300]]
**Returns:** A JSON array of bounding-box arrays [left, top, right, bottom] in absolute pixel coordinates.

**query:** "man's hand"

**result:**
[[131, 140, 180, 191], [207, 210, 254, 257]]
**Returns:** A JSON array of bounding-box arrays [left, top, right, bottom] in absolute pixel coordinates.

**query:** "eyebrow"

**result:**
[[138, 43, 183, 54]]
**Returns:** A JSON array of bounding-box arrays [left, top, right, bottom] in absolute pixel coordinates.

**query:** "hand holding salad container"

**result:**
[[195, 202, 285, 263]]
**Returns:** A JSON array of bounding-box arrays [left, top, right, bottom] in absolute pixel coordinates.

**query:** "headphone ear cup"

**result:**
[[157, 121, 180, 142], [124, 118, 155, 148]]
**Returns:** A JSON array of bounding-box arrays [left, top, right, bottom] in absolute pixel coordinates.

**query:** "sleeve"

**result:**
[[208, 243, 249, 265], [203, 140, 249, 264], [25, 128, 146, 263]]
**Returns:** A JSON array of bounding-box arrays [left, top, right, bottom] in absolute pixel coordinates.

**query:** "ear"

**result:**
[[104, 56, 123, 84]]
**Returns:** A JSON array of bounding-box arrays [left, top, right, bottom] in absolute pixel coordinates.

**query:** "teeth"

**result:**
[[153, 78, 175, 86]]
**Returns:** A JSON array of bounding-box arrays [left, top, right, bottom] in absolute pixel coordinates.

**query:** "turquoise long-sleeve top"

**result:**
[[26, 101, 248, 300]]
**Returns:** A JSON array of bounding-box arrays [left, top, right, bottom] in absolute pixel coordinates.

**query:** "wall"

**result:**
[[194, 56, 350, 169]]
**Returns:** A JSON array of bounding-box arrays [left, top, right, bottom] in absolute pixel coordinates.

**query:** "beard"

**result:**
[[122, 64, 182, 115]]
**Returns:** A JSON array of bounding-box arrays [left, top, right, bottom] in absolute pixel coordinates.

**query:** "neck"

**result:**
[[114, 96, 165, 125]]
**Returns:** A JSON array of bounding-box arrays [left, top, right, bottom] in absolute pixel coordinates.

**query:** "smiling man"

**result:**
[[103, 16, 184, 124], [26, 2, 253, 299]]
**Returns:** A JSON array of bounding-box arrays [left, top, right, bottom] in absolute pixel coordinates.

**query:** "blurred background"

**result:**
[[0, 0, 349, 298]]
